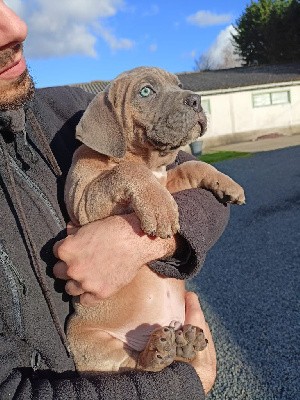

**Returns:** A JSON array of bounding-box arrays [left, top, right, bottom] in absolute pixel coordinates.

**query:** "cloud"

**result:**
[[5, 0, 134, 58], [142, 4, 159, 17], [187, 10, 232, 27], [181, 50, 197, 60], [195, 25, 242, 70], [189, 50, 197, 59], [5, 0, 24, 16], [96, 24, 134, 51], [149, 44, 157, 52]]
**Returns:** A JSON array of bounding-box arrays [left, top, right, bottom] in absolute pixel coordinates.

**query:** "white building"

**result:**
[[177, 63, 300, 149], [73, 63, 300, 150]]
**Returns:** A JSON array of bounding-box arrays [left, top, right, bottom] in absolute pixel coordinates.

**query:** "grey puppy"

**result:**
[[64, 67, 245, 374]]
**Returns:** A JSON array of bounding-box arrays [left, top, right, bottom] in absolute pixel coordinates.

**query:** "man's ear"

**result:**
[[76, 92, 126, 158]]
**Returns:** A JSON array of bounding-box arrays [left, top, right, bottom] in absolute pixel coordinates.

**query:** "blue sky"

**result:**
[[7, 0, 251, 88]]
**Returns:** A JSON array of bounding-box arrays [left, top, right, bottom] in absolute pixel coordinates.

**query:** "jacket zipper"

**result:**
[[0, 242, 26, 339], [9, 154, 64, 230]]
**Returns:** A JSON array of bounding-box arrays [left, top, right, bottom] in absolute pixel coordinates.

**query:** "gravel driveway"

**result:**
[[192, 146, 300, 400]]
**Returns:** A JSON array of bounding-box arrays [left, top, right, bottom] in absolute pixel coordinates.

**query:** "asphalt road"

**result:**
[[191, 146, 300, 400]]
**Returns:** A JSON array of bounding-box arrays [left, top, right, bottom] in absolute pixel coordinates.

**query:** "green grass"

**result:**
[[199, 151, 252, 164]]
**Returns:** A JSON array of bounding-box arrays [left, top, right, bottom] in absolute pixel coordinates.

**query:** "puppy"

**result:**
[[65, 67, 245, 375]]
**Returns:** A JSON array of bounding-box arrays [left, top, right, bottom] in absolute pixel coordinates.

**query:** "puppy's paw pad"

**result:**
[[137, 325, 177, 371], [175, 324, 207, 360], [148, 326, 176, 352]]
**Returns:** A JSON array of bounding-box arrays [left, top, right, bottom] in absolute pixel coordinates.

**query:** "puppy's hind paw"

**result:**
[[175, 324, 207, 361], [137, 325, 177, 372]]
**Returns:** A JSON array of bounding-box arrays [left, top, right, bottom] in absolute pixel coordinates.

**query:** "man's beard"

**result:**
[[0, 69, 35, 111], [0, 44, 35, 111]]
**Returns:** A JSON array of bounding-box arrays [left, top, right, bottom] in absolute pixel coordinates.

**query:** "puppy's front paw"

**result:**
[[137, 325, 177, 372], [132, 188, 180, 238], [212, 174, 246, 205]]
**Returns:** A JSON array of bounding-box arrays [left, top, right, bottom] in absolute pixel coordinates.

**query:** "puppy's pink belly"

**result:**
[[101, 268, 186, 351]]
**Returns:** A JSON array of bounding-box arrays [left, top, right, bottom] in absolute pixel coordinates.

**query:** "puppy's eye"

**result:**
[[139, 86, 154, 97]]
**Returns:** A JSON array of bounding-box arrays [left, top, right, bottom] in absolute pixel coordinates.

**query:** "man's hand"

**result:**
[[53, 214, 177, 306], [184, 292, 217, 395]]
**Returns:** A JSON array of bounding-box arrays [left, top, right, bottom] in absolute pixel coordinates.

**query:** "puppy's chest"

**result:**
[[152, 166, 168, 186]]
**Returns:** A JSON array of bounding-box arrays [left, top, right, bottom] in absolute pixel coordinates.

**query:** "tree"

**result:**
[[194, 25, 243, 71], [233, 0, 300, 66]]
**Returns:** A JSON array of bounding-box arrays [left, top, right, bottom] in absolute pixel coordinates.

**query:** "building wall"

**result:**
[[198, 83, 300, 148]]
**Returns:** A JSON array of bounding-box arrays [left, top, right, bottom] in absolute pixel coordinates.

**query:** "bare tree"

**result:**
[[195, 25, 242, 71]]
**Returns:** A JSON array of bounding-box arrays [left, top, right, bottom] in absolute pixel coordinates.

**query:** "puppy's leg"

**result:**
[[68, 321, 137, 372], [77, 161, 180, 238], [166, 160, 245, 204]]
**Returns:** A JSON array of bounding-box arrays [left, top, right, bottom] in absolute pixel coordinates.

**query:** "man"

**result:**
[[0, 1, 229, 398]]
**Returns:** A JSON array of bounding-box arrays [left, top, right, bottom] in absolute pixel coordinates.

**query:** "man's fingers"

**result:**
[[184, 291, 206, 327], [65, 280, 85, 296], [66, 222, 79, 235], [53, 239, 64, 259], [53, 261, 70, 280], [185, 291, 214, 344], [80, 292, 102, 307], [53, 235, 76, 260], [185, 291, 217, 394], [53, 224, 79, 259]]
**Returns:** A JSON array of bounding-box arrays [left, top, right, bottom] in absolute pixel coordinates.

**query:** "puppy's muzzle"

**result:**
[[184, 94, 202, 113], [184, 93, 207, 136]]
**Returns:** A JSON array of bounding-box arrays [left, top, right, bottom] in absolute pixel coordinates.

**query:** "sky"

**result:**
[[6, 0, 251, 88]]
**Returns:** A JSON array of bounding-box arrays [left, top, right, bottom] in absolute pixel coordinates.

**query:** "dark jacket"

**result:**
[[0, 86, 229, 399]]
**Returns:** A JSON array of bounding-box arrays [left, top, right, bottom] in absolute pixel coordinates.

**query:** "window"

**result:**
[[253, 93, 271, 107], [202, 98, 211, 114], [271, 91, 290, 105], [253, 91, 290, 108]]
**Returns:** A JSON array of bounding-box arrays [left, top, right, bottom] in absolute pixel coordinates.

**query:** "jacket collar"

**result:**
[[0, 108, 26, 135]]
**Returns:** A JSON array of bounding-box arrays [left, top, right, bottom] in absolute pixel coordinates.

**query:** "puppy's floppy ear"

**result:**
[[76, 92, 126, 158]]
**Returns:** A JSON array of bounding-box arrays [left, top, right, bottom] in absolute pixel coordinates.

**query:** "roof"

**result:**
[[70, 80, 110, 94], [177, 63, 300, 92], [71, 63, 300, 95]]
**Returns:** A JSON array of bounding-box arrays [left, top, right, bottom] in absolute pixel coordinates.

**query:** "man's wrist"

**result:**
[[154, 235, 177, 261]]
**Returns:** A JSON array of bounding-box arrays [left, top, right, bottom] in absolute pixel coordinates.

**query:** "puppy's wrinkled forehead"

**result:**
[[119, 66, 179, 84], [108, 66, 181, 98]]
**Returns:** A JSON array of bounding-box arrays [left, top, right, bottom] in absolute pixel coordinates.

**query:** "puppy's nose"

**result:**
[[184, 94, 202, 112]]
